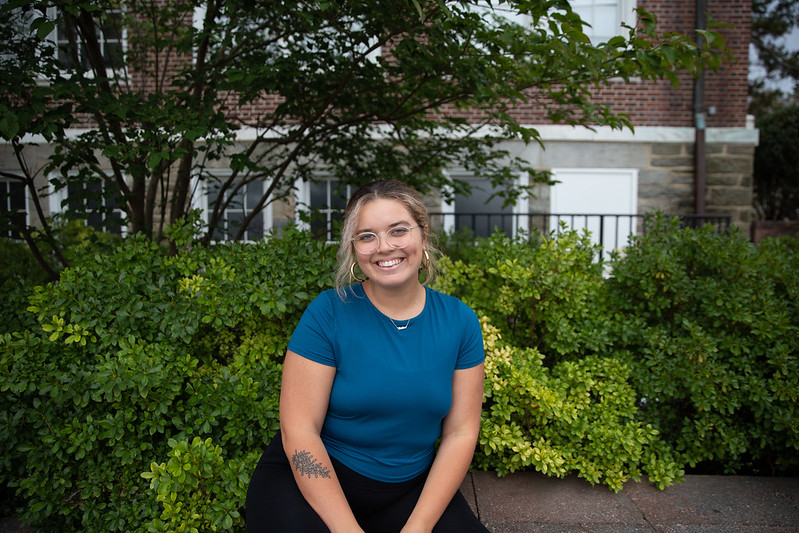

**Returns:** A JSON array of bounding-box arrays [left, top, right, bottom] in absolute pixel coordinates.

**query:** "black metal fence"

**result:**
[[429, 212, 732, 260]]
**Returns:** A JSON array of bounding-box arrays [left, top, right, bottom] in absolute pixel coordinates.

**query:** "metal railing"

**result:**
[[429, 212, 732, 260]]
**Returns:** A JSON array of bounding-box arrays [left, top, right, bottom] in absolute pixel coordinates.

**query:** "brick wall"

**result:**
[[645, 0, 751, 129], [493, 0, 750, 129], [59, 0, 750, 132], [228, 0, 751, 130]]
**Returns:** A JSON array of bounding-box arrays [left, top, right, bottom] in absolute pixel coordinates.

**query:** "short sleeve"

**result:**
[[286, 291, 337, 367], [455, 304, 484, 370]]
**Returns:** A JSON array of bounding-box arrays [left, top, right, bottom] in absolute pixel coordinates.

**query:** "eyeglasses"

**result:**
[[352, 225, 420, 254]]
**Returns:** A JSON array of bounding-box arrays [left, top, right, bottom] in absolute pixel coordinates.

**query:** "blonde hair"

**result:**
[[334, 180, 438, 298]]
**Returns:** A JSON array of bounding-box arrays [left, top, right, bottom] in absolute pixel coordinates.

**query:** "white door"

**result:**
[[549, 168, 638, 256]]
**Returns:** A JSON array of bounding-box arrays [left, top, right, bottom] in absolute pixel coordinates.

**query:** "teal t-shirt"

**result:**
[[286, 284, 484, 482]]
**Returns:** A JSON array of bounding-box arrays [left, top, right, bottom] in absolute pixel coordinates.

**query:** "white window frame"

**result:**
[[440, 170, 530, 238], [295, 175, 355, 243], [45, 5, 127, 78], [569, 0, 637, 44], [474, 1, 636, 45], [48, 171, 128, 235], [193, 169, 273, 243], [0, 177, 29, 240]]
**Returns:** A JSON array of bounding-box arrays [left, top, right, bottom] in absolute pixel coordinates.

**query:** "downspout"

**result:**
[[694, 0, 707, 215]]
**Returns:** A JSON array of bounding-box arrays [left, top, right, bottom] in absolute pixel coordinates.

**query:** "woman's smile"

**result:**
[[375, 257, 404, 268]]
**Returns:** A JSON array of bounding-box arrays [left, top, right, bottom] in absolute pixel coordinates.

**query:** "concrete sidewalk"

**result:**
[[461, 471, 799, 532], [2, 472, 797, 532]]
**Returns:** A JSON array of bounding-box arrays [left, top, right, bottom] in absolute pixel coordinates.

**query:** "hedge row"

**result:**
[[1, 216, 797, 531]]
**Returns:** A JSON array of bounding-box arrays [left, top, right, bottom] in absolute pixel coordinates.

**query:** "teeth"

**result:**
[[377, 258, 402, 267]]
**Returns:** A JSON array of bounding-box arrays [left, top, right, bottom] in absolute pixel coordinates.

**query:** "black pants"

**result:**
[[245, 431, 489, 533]]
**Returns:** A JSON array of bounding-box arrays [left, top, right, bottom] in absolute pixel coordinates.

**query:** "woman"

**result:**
[[246, 180, 489, 533]]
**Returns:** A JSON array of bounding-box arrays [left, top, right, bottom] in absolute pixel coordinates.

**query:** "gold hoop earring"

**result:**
[[350, 261, 367, 282], [419, 250, 430, 272]]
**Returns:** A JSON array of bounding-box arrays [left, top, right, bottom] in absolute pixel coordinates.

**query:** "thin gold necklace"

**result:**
[[386, 286, 421, 331]]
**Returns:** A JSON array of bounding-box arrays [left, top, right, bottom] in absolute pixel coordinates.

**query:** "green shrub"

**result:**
[[756, 235, 799, 326], [0, 227, 337, 531], [436, 229, 683, 490], [142, 437, 257, 533], [0, 238, 49, 335], [607, 216, 799, 474], [2, 217, 797, 530], [474, 317, 682, 492], [438, 221, 797, 481], [434, 227, 610, 361]]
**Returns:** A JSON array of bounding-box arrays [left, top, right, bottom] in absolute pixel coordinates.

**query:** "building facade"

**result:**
[[434, 0, 755, 246], [1, 0, 756, 249]]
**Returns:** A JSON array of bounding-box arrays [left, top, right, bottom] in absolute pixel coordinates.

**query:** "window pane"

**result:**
[[576, 8, 595, 28], [206, 177, 271, 241], [329, 211, 344, 241], [101, 14, 123, 42], [57, 47, 74, 69], [7, 215, 24, 238], [592, 6, 618, 38], [107, 212, 124, 234], [309, 181, 328, 208], [106, 192, 119, 211], [454, 179, 513, 238], [207, 180, 221, 198], [64, 180, 124, 233], [55, 17, 80, 69], [571, 0, 620, 42], [308, 179, 346, 240], [212, 223, 226, 241], [247, 212, 264, 241], [330, 183, 348, 210], [229, 187, 244, 210], [85, 182, 104, 216], [86, 210, 103, 229], [106, 194, 124, 234], [309, 215, 327, 238], [246, 181, 262, 209], [228, 211, 244, 238], [104, 42, 123, 69], [55, 9, 125, 71], [9, 182, 25, 210], [66, 182, 80, 211], [1, 182, 25, 238]]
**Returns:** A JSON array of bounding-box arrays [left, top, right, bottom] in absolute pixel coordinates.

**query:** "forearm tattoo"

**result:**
[[292, 449, 332, 479]]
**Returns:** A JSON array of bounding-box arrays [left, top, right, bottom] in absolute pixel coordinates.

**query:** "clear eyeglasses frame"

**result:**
[[351, 225, 420, 254]]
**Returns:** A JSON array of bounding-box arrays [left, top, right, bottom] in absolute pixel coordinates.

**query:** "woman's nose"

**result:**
[[376, 232, 394, 253]]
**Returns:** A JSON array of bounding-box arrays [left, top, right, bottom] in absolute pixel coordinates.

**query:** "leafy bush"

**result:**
[[434, 227, 610, 361], [607, 216, 799, 474], [2, 219, 797, 530], [142, 437, 257, 532], [474, 319, 682, 491], [0, 220, 126, 336], [0, 227, 336, 531], [437, 219, 798, 481], [0, 238, 49, 335]]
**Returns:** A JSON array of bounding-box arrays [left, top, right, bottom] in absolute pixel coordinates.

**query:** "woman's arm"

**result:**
[[401, 363, 485, 533], [279, 350, 365, 533]]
